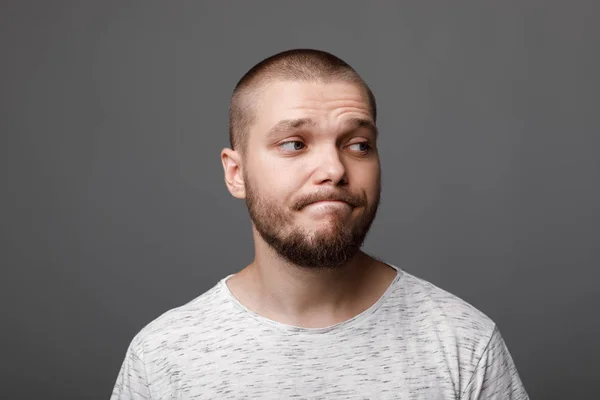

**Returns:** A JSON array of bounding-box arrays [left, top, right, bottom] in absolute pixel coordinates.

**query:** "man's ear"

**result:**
[[221, 148, 246, 199]]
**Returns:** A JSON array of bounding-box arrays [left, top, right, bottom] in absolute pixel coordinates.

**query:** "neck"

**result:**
[[226, 233, 397, 328]]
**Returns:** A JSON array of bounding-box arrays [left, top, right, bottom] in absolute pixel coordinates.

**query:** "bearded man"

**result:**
[[111, 49, 529, 400]]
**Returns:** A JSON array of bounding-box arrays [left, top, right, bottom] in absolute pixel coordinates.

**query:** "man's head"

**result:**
[[221, 49, 381, 269], [228, 49, 377, 156]]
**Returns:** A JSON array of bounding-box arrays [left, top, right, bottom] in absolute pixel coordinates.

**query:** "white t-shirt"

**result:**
[[111, 265, 529, 399]]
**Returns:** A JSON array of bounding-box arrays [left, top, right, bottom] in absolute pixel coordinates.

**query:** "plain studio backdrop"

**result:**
[[1, 1, 598, 399]]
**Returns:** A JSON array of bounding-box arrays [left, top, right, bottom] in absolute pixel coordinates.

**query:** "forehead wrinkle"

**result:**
[[247, 81, 375, 144], [288, 96, 370, 111]]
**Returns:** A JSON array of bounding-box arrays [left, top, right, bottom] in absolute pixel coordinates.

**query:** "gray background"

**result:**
[[1, 1, 598, 399]]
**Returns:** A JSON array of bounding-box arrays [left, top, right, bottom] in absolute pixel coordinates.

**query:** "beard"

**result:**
[[244, 177, 380, 270]]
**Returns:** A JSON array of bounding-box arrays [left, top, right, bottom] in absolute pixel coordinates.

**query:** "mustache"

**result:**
[[293, 190, 366, 210]]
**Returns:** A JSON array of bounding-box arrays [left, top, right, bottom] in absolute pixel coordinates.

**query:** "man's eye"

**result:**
[[279, 141, 305, 152], [348, 142, 371, 153]]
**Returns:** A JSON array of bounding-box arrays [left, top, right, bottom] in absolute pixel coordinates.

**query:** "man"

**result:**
[[111, 49, 529, 399]]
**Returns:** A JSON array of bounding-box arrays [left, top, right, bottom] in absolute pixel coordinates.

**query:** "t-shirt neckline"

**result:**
[[219, 263, 402, 334]]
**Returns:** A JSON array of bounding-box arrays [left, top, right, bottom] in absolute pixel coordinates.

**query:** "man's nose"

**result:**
[[312, 147, 347, 186]]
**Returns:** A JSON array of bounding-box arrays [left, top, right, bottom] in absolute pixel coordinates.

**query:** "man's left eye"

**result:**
[[348, 142, 371, 152]]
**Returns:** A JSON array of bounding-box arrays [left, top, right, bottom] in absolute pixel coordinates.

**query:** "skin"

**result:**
[[221, 80, 397, 328]]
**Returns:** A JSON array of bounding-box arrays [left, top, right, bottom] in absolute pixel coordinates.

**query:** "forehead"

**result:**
[[251, 80, 373, 133]]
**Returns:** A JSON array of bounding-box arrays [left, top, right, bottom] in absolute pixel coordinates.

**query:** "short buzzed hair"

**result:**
[[228, 49, 377, 155]]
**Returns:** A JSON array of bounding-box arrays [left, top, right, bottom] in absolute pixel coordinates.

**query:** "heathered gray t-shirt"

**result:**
[[111, 265, 529, 399]]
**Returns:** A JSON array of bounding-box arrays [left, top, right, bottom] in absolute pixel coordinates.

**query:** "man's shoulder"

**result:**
[[390, 268, 497, 339], [129, 278, 231, 351]]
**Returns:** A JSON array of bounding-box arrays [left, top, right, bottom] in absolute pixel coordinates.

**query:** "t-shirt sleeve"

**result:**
[[461, 326, 529, 400], [110, 336, 153, 400]]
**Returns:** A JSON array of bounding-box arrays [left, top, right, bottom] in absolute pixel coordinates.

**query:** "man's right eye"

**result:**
[[279, 141, 306, 152]]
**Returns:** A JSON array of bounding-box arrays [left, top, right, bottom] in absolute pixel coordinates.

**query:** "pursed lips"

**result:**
[[306, 200, 352, 208]]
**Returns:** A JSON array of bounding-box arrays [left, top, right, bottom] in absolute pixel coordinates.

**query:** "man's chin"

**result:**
[[301, 225, 348, 241]]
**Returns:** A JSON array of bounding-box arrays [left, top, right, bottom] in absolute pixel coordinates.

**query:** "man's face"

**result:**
[[243, 80, 381, 269]]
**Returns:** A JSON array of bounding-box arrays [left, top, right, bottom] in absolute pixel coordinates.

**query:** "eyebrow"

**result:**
[[344, 117, 378, 137], [265, 117, 377, 139], [266, 118, 316, 138]]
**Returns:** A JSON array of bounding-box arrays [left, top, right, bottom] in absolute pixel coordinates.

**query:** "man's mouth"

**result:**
[[305, 200, 352, 210]]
